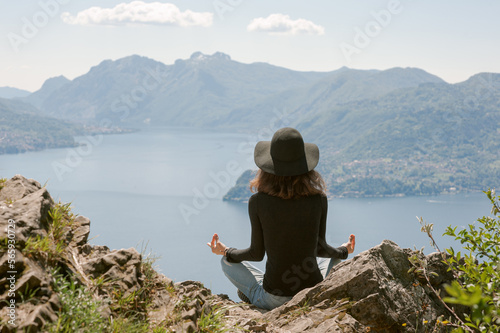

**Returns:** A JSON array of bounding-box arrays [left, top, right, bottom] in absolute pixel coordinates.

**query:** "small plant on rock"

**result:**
[[197, 305, 230, 333], [45, 269, 109, 333], [23, 202, 76, 265]]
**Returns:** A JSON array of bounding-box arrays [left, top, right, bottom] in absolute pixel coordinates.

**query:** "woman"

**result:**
[[207, 127, 355, 310]]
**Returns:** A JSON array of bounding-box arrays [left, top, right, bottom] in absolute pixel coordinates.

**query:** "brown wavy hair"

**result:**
[[250, 169, 327, 199]]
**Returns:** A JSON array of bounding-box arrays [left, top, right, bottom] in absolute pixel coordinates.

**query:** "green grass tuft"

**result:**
[[45, 270, 109, 333], [23, 202, 75, 265], [197, 305, 231, 333]]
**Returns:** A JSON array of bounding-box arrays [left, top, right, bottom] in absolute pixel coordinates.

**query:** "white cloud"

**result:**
[[247, 13, 325, 36], [61, 1, 213, 27]]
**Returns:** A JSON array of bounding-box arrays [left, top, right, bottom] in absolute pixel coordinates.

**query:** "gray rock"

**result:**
[[71, 215, 91, 246], [0, 187, 53, 246], [0, 176, 95, 331], [18, 294, 60, 333], [0, 175, 43, 202], [182, 321, 197, 333], [182, 307, 198, 321], [81, 247, 142, 293], [264, 240, 457, 332]]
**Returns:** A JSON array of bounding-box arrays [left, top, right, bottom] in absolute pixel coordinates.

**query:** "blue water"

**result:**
[[0, 128, 492, 300]]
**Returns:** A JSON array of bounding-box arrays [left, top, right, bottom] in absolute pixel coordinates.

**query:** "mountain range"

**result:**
[[23, 52, 330, 126], [4, 52, 499, 196], [17, 52, 447, 130]]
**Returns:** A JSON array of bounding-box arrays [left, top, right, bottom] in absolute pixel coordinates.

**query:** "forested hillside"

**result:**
[[0, 98, 80, 154]]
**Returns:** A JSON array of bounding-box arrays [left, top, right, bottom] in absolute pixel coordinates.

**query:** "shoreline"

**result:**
[[0, 127, 138, 156]]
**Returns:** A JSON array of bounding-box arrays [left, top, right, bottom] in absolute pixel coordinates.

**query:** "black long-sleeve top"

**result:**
[[226, 192, 348, 297]]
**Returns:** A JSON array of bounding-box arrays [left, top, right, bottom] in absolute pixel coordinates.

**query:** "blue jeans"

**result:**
[[220, 257, 341, 310]]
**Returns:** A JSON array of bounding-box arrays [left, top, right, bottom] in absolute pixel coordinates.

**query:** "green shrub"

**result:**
[[442, 189, 500, 332], [418, 189, 500, 332]]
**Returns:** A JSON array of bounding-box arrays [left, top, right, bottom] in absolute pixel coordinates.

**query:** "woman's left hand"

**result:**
[[207, 233, 228, 256]]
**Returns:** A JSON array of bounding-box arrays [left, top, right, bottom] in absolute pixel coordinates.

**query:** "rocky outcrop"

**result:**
[[0, 176, 148, 331], [0, 175, 461, 332], [0, 175, 54, 246], [261, 240, 457, 332]]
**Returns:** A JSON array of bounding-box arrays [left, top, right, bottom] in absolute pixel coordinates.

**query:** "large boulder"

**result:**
[[0, 175, 161, 332], [0, 175, 130, 332], [0, 175, 54, 246], [261, 240, 457, 332]]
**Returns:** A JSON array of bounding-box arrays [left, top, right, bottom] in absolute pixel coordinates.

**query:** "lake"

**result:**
[[0, 127, 492, 301]]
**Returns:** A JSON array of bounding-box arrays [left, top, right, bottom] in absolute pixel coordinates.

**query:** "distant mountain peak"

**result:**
[[40, 75, 70, 90], [91, 55, 162, 71], [115, 54, 157, 63], [373, 67, 445, 84], [82, 55, 166, 79], [20, 75, 71, 109], [189, 51, 231, 62], [460, 72, 500, 84]]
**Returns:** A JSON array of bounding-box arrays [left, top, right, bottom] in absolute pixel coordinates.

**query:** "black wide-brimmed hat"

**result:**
[[254, 127, 319, 176]]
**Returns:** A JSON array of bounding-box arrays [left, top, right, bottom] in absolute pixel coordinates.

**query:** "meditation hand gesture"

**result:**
[[341, 234, 356, 254], [207, 233, 228, 256]]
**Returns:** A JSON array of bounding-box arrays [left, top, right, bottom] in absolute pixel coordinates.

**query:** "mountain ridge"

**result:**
[[20, 52, 446, 128], [0, 86, 31, 99], [22, 75, 70, 109], [24, 52, 333, 126], [7, 52, 499, 196]]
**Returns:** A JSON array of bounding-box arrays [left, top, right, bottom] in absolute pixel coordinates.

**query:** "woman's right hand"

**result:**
[[341, 234, 355, 254]]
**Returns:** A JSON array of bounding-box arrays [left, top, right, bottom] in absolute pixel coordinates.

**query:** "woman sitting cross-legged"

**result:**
[[207, 127, 355, 310]]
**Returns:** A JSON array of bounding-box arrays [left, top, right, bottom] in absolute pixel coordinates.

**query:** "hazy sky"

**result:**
[[1, 0, 499, 91]]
